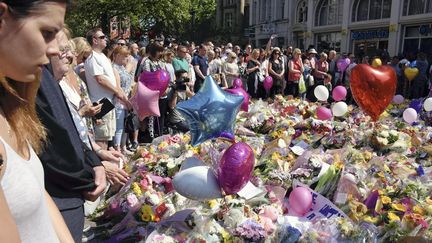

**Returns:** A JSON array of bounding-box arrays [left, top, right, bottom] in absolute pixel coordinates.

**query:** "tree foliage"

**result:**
[[66, 0, 217, 42]]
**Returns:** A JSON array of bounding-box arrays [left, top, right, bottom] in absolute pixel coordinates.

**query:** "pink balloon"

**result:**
[[129, 81, 160, 121], [226, 87, 249, 112], [332, 86, 347, 101], [139, 69, 170, 97], [316, 107, 332, 120], [217, 142, 254, 195], [233, 78, 243, 88], [289, 187, 312, 216], [263, 76, 273, 91]]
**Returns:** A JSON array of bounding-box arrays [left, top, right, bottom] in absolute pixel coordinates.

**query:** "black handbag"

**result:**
[[125, 111, 139, 133]]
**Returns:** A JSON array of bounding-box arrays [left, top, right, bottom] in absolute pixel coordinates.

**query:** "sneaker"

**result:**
[[82, 232, 94, 243], [130, 141, 138, 151]]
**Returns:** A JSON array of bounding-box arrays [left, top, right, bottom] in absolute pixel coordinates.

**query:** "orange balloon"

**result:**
[[350, 64, 397, 121]]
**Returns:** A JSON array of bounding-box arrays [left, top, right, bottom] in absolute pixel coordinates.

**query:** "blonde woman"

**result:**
[[71, 37, 92, 82], [223, 52, 240, 87], [287, 48, 304, 97]]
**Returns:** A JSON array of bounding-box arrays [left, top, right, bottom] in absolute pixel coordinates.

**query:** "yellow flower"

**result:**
[[140, 205, 155, 222], [413, 205, 426, 215], [221, 229, 231, 241], [425, 205, 432, 215], [271, 152, 282, 161], [287, 120, 295, 126], [349, 200, 368, 222], [149, 146, 155, 153], [388, 212, 401, 222], [381, 196, 391, 205], [363, 151, 372, 161], [363, 216, 380, 224], [208, 200, 218, 209], [192, 146, 200, 154], [391, 203, 407, 212], [132, 182, 142, 196], [426, 198, 432, 205], [383, 164, 391, 172]]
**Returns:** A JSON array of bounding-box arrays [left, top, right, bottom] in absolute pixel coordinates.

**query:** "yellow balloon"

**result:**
[[371, 58, 382, 67], [404, 67, 419, 81]]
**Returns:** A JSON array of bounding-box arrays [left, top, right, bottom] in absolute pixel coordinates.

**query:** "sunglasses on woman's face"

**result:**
[[96, 35, 106, 40]]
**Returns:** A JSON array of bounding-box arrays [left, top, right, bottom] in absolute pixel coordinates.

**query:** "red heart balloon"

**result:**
[[350, 64, 396, 121]]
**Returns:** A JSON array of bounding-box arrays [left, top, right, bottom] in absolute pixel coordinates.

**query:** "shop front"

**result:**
[[351, 28, 389, 58]]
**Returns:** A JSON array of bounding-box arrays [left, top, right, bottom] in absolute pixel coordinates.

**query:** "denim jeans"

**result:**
[[114, 108, 127, 147]]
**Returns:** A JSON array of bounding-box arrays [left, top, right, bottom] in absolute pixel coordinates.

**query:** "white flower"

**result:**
[[379, 131, 389, 138], [376, 137, 388, 146], [389, 130, 399, 137]]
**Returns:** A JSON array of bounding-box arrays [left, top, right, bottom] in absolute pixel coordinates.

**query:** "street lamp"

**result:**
[[190, 9, 196, 40]]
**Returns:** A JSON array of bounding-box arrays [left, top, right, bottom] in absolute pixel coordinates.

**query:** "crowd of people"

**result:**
[[0, 1, 432, 243]]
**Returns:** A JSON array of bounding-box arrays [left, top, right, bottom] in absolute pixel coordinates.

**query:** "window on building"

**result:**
[[278, 0, 287, 20], [315, 32, 342, 52], [225, 0, 234, 6], [351, 0, 392, 22], [267, 0, 272, 21], [297, 0, 308, 23], [225, 12, 233, 29], [252, 1, 257, 25], [315, 0, 343, 26], [403, 25, 432, 58], [260, 0, 266, 22], [403, 0, 432, 15]]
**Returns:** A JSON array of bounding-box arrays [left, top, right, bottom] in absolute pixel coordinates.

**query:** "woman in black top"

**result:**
[[268, 48, 285, 98], [246, 49, 265, 99]]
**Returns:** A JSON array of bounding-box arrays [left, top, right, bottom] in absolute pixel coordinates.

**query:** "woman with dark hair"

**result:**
[[141, 42, 167, 142], [0, 1, 74, 242], [268, 47, 285, 97]]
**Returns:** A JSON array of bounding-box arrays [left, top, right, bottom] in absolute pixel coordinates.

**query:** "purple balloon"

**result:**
[[337, 58, 350, 74], [233, 78, 243, 88], [226, 87, 249, 112], [139, 69, 170, 97], [392, 94, 404, 104], [409, 98, 423, 113], [217, 142, 254, 195]]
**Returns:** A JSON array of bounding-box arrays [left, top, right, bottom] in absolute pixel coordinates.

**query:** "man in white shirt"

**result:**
[[84, 28, 129, 149]]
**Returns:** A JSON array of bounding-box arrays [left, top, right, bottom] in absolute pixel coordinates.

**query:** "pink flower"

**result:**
[[126, 193, 139, 208]]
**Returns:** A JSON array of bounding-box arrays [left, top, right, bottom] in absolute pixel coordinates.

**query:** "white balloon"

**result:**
[[424, 98, 432, 112], [403, 108, 417, 124], [314, 85, 329, 101], [332, 102, 348, 117], [180, 157, 205, 171], [173, 166, 222, 201]]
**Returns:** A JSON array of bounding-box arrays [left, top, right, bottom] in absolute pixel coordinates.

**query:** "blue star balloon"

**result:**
[[177, 76, 244, 146]]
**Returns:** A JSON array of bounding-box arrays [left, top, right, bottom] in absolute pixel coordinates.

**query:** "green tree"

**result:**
[[65, 0, 217, 42]]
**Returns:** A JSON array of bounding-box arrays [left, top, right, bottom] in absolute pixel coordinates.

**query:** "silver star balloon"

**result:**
[[177, 76, 244, 146]]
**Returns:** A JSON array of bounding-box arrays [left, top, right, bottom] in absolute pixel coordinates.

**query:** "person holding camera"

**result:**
[[167, 70, 195, 133]]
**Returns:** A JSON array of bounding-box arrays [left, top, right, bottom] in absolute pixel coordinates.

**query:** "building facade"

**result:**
[[249, 0, 432, 59], [216, 0, 251, 44]]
